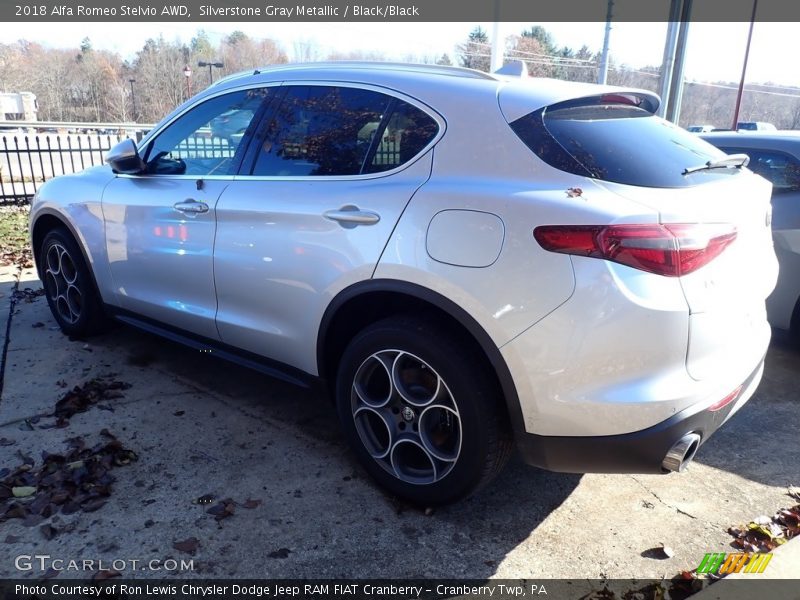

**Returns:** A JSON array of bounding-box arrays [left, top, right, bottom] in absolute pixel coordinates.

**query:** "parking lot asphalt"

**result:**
[[0, 264, 798, 582]]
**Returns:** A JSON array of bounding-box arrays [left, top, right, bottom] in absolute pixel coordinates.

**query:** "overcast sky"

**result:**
[[2, 21, 798, 88]]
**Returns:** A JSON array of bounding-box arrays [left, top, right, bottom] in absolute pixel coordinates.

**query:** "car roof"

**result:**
[[701, 131, 800, 156], [212, 61, 498, 86], [206, 61, 660, 118]]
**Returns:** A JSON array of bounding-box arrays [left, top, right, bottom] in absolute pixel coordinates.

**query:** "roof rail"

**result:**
[[211, 61, 497, 86]]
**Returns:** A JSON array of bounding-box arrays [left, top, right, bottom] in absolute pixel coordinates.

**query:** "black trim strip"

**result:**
[[107, 306, 319, 390], [516, 357, 765, 474]]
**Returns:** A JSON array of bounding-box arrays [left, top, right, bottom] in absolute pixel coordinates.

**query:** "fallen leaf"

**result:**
[[23, 513, 45, 527], [81, 498, 107, 512], [242, 498, 261, 509], [173, 537, 200, 555], [566, 187, 584, 198], [16, 450, 34, 464], [40, 524, 58, 540], [12, 486, 37, 498], [53, 378, 131, 424], [92, 569, 122, 581], [206, 498, 236, 521], [268, 548, 291, 559]]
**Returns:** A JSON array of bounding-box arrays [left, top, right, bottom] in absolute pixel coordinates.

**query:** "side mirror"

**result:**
[[106, 139, 146, 174]]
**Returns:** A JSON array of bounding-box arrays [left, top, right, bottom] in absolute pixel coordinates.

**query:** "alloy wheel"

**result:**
[[43, 242, 82, 325], [351, 349, 462, 485]]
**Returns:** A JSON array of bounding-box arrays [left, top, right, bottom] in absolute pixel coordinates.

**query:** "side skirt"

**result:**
[[106, 305, 322, 391]]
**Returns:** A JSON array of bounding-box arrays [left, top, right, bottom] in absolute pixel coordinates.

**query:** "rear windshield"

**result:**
[[510, 101, 738, 188]]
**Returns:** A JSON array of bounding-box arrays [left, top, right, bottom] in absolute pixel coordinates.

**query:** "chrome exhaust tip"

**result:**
[[662, 433, 702, 473]]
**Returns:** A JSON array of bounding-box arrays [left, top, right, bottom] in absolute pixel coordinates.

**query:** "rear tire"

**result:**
[[39, 228, 107, 337], [335, 316, 511, 505], [790, 296, 800, 345]]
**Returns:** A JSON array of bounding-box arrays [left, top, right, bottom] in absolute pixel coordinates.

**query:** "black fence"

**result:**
[[1, 132, 406, 205], [0, 133, 124, 204]]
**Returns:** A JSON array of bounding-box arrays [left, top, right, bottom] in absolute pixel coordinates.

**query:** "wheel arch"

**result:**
[[31, 210, 101, 298], [317, 279, 526, 437]]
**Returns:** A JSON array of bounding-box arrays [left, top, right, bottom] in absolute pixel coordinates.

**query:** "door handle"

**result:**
[[323, 205, 380, 226], [173, 199, 209, 214]]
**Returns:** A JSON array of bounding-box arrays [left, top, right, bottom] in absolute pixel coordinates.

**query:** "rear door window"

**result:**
[[250, 85, 439, 177], [510, 97, 736, 188]]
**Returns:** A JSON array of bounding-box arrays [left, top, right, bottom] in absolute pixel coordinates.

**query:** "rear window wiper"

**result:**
[[682, 154, 749, 175]]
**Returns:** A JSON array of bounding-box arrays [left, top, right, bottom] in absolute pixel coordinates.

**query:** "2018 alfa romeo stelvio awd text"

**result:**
[[29, 62, 777, 504]]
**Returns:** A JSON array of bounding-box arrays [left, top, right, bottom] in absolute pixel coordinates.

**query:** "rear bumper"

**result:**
[[516, 357, 764, 474]]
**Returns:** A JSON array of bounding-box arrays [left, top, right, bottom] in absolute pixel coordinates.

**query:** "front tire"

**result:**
[[39, 228, 106, 337], [335, 316, 511, 505]]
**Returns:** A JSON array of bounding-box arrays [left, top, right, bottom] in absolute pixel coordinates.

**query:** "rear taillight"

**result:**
[[533, 223, 737, 277]]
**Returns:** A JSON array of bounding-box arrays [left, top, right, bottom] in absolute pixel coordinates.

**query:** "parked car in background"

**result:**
[[30, 63, 778, 504], [688, 124, 715, 133], [702, 131, 800, 339], [210, 108, 254, 141], [737, 121, 777, 131]]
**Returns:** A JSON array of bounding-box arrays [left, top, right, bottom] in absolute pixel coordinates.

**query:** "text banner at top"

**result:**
[[3, 0, 800, 22]]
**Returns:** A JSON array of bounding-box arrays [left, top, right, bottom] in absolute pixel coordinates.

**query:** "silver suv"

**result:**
[[30, 63, 777, 504]]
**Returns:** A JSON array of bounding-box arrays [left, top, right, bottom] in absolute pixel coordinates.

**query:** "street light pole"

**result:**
[[183, 65, 192, 100], [128, 78, 137, 122], [197, 60, 224, 85]]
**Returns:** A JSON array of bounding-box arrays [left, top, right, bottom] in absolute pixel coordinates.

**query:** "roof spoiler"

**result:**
[[494, 60, 529, 78]]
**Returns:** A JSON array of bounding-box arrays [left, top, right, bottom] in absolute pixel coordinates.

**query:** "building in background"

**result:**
[[0, 92, 38, 121]]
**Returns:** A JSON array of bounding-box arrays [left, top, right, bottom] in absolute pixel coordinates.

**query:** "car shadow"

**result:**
[[86, 322, 581, 578], [693, 330, 800, 487]]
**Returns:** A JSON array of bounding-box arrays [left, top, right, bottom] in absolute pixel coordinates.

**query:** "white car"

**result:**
[[30, 63, 778, 504]]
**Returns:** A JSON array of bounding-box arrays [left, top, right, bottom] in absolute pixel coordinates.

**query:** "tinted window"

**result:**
[[252, 86, 391, 176], [365, 101, 439, 174], [510, 99, 737, 188], [718, 146, 800, 193], [145, 88, 268, 176]]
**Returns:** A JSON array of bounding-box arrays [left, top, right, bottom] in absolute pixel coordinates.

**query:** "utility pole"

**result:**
[[659, 0, 693, 124], [657, 1, 682, 118], [597, 0, 614, 84], [732, 0, 759, 130], [490, 0, 503, 72]]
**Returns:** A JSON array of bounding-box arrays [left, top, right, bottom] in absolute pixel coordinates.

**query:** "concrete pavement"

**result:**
[[0, 266, 798, 583]]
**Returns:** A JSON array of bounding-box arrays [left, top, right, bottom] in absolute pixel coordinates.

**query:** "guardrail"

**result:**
[[0, 120, 154, 133]]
